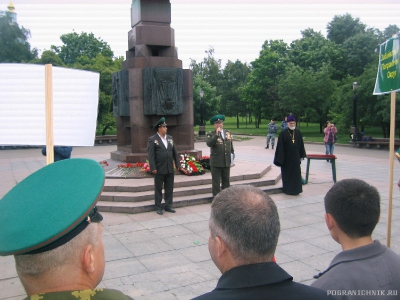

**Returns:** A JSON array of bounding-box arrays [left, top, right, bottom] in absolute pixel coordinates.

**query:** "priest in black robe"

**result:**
[[274, 115, 306, 195]]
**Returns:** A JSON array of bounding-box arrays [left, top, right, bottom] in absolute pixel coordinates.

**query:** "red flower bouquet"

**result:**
[[179, 154, 205, 176]]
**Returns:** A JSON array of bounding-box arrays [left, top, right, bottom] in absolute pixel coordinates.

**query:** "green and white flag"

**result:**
[[373, 36, 400, 95]]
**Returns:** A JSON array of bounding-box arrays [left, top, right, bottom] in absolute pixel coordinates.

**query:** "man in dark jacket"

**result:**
[[206, 114, 234, 197], [193, 185, 327, 300], [147, 117, 181, 215], [42, 146, 72, 162]]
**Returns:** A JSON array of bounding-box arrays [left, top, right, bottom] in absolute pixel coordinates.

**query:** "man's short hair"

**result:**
[[15, 223, 100, 277], [324, 179, 380, 238], [210, 185, 280, 262]]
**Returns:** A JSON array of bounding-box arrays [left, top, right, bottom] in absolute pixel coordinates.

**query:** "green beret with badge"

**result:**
[[0, 158, 105, 256], [210, 114, 225, 125], [153, 117, 166, 129]]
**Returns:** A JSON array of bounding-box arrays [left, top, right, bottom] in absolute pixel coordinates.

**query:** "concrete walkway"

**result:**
[[1, 137, 399, 299]]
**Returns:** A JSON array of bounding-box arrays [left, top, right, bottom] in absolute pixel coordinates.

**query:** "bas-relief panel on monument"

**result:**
[[143, 68, 183, 116], [112, 70, 130, 117]]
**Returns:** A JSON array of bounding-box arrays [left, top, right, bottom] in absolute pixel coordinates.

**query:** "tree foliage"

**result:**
[[30, 50, 64, 66], [289, 29, 346, 80], [190, 47, 223, 88], [241, 40, 289, 127], [192, 75, 221, 126], [51, 32, 114, 65], [342, 29, 380, 76], [383, 25, 399, 41], [327, 13, 366, 45], [219, 60, 251, 128], [0, 12, 37, 62]]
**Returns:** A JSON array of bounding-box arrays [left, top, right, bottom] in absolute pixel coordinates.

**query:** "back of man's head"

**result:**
[[15, 222, 101, 278], [324, 179, 380, 238], [210, 185, 280, 263]]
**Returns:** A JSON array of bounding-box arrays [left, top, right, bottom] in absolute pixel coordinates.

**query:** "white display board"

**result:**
[[0, 64, 100, 146]]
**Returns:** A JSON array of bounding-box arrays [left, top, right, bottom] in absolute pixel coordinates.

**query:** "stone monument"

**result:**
[[111, 0, 200, 163]]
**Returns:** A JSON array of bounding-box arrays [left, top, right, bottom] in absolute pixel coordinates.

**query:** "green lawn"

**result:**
[[194, 117, 389, 144], [98, 116, 389, 144]]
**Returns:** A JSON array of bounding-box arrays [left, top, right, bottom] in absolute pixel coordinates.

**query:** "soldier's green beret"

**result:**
[[0, 158, 105, 256], [153, 117, 166, 129], [210, 114, 225, 125]]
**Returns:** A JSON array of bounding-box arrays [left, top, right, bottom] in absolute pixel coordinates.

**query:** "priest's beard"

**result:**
[[288, 126, 296, 130]]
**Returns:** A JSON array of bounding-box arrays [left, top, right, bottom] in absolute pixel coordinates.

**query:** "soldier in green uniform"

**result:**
[[206, 114, 234, 197], [0, 159, 133, 300]]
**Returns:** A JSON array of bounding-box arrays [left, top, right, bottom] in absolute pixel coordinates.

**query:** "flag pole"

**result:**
[[45, 64, 54, 164], [387, 91, 396, 247]]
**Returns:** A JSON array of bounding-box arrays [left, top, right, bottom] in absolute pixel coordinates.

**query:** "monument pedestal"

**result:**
[[111, 149, 202, 163], [111, 0, 200, 162]]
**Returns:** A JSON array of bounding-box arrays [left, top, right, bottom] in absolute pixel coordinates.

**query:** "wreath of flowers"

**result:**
[[179, 154, 205, 176], [199, 156, 210, 170]]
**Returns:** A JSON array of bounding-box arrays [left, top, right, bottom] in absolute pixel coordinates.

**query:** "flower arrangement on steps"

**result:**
[[179, 154, 205, 176], [99, 156, 208, 178]]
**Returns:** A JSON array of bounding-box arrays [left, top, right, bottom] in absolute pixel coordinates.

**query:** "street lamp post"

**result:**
[[199, 90, 205, 137], [351, 82, 359, 141]]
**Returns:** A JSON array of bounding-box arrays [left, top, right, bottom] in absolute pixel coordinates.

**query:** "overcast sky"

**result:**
[[3, 0, 400, 68]]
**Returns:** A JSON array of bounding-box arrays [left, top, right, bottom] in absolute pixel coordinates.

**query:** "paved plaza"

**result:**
[[1, 137, 399, 299]]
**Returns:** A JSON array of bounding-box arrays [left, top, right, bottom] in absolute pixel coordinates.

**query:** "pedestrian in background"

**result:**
[[324, 121, 337, 162], [42, 146, 72, 162], [281, 116, 288, 131], [265, 119, 278, 149]]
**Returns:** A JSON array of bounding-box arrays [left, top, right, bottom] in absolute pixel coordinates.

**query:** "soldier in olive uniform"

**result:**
[[206, 114, 234, 197], [0, 159, 133, 300]]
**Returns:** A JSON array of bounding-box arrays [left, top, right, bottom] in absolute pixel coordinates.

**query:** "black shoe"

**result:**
[[265, 146, 269, 149], [164, 207, 176, 213], [156, 209, 163, 215]]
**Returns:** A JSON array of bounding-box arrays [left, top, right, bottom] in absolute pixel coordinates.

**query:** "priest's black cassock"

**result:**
[[274, 128, 306, 195]]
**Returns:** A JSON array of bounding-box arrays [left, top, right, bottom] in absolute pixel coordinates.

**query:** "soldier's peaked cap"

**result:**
[[210, 114, 225, 125], [153, 117, 166, 130], [0, 158, 105, 256]]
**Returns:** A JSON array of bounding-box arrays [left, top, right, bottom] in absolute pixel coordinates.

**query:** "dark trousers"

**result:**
[[211, 167, 230, 196], [154, 172, 175, 210]]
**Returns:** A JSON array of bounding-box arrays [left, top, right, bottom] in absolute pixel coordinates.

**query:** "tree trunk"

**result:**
[[381, 122, 387, 138], [102, 125, 110, 136]]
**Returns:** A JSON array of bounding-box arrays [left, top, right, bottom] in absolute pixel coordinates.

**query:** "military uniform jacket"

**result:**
[[147, 133, 180, 174], [206, 130, 234, 168], [23, 288, 133, 299]]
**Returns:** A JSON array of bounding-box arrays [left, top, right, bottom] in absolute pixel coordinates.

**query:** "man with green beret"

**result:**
[[0, 158, 133, 299], [147, 117, 181, 214], [206, 114, 234, 197]]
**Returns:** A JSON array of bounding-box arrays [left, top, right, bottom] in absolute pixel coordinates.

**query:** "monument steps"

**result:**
[[97, 164, 283, 214]]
